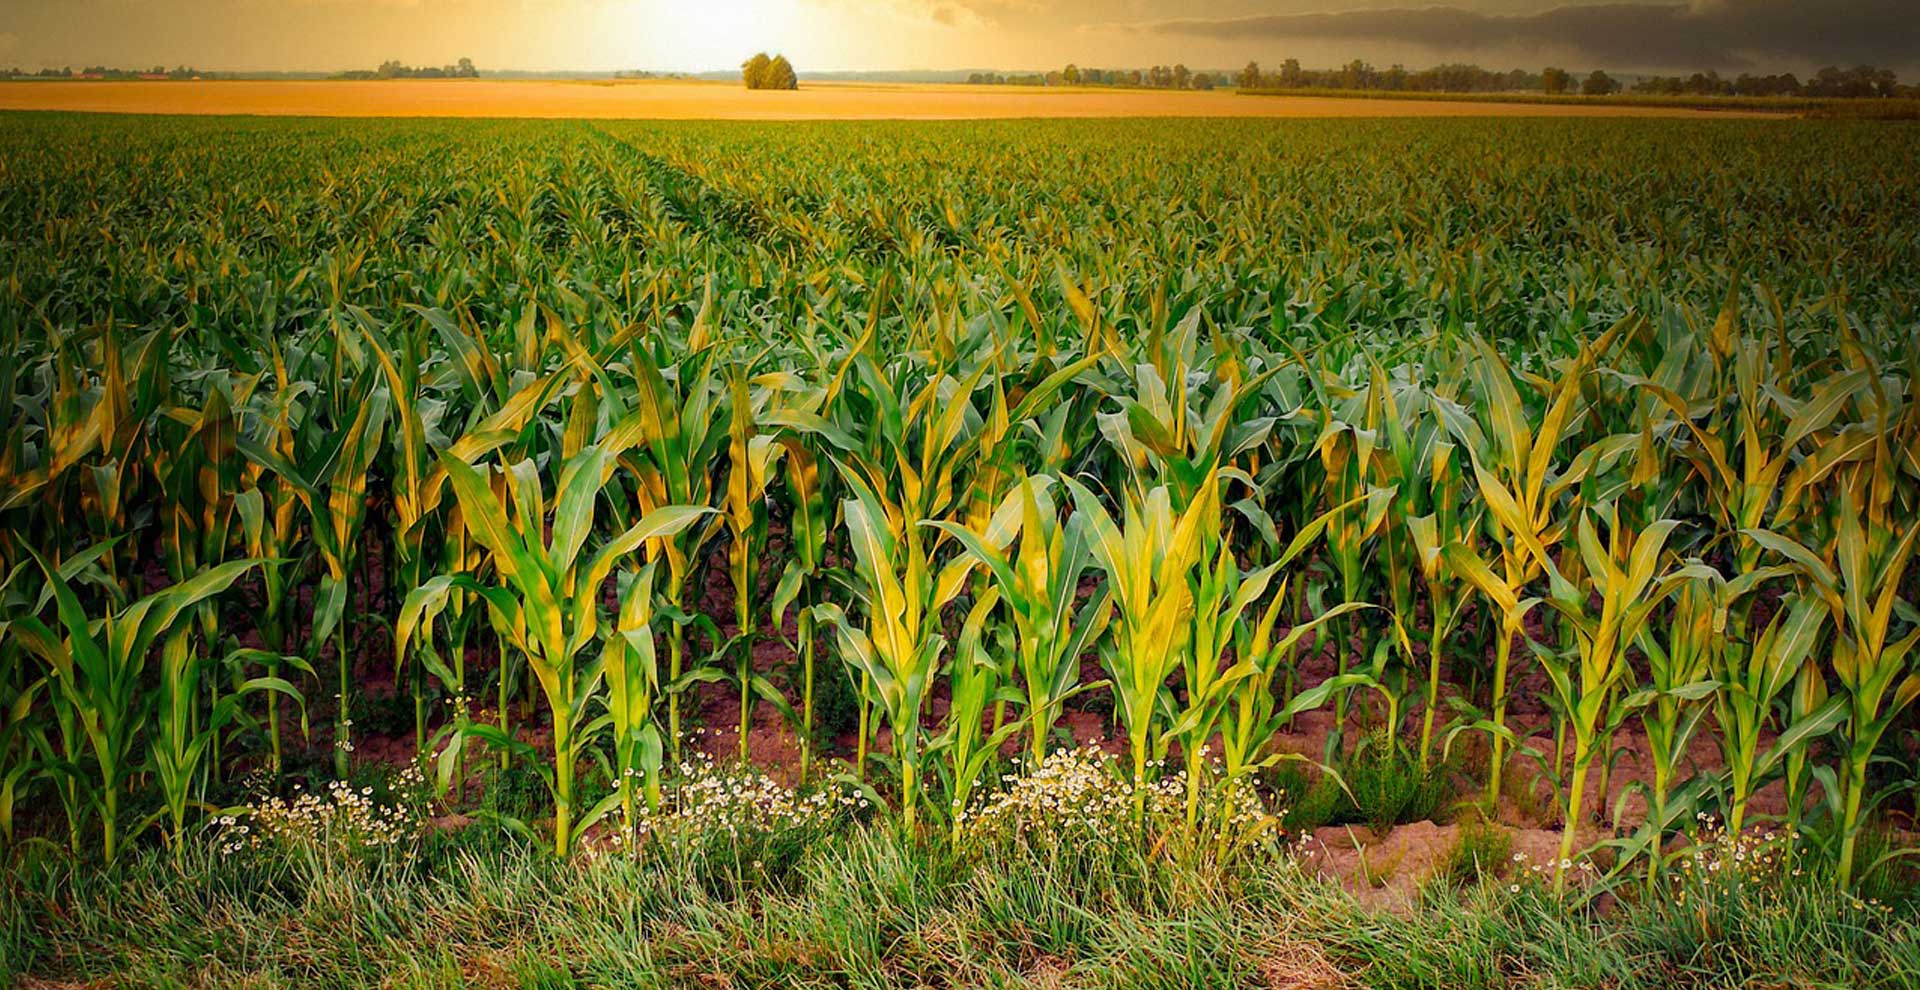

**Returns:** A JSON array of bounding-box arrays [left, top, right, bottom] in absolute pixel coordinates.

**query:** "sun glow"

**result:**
[[608, 0, 820, 73]]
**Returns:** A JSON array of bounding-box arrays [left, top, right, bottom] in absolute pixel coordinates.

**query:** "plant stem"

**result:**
[[667, 573, 687, 762], [497, 631, 511, 772], [737, 638, 752, 762], [412, 644, 426, 760], [900, 753, 918, 837], [1484, 620, 1515, 808], [267, 656, 283, 776], [1837, 753, 1866, 888], [334, 602, 351, 778], [1420, 619, 1443, 771], [1647, 761, 1669, 892], [553, 724, 574, 857], [798, 596, 815, 783], [1557, 736, 1591, 892], [855, 669, 871, 780], [102, 787, 118, 864]]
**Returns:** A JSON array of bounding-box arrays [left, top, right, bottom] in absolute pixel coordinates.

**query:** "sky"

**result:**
[[1, 0, 1914, 77]]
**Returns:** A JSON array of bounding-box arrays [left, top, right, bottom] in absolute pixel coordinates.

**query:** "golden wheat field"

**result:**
[[0, 78, 1791, 119]]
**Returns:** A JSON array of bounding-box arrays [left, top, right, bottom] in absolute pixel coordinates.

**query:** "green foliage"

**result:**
[[1268, 762, 1341, 834], [1436, 815, 1514, 888], [1329, 735, 1448, 833], [396, 439, 712, 855], [0, 114, 1914, 902], [10, 820, 1920, 990]]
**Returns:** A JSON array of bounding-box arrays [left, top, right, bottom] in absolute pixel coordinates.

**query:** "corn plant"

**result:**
[[1624, 569, 1726, 885], [1407, 437, 1479, 771], [1217, 589, 1372, 791], [231, 337, 315, 773], [390, 500, 490, 798], [1527, 507, 1699, 885], [1442, 325, 1627, 805], [601, 563, 667, 841], [719, 369, 791, 760], [829, 349, 1097, 775], [400, 440, 712, 855], [1707, 587, 1842, 839], [1308, 371, 1397, 752], [768, 432, 832, 781], [817, 474, 962, 835], [1063, 472, 1213, 816], [358, 308, 448, 757], [0, 542, 117, 850], [0, 560, 51, 846], [151, 626, 305, 854], [1365, 365, 1440, 757], [615, 342, 727, 759], [297, 376, 389, 776], [422, 367, 582, 766], [1177, 504, 1375, 827], [1750, 490, 1920, 887], [925, 475, 1110, 764], [931, 585, 1023, 836], [12, 551, 262, 861]]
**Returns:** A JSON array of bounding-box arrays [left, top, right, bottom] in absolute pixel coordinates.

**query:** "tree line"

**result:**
[[1240, 58, 1911, 99], [332, 58, 480, 81], [1239, 59, 1547, 94], [1630, 65, 1905, 99], [742, 53, 798, 90], [3, 65, 201, 80], [967, 64, 1228, 90]]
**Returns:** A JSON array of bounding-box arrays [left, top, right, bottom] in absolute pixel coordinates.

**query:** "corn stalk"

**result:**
[[400, 440, 711, 855]]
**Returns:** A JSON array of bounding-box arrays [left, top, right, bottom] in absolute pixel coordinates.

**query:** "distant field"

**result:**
[[0, 78, 1794, 119]]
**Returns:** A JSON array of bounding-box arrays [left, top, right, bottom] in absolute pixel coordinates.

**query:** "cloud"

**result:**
[[808, 0, 1005, 29], [926, 3, 1001, 29], [1111, 0, 1920, 71]]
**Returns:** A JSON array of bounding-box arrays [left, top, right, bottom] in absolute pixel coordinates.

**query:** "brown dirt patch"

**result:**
[[1301, 818, 1589, 908], [1252, 933, 1349, 990]]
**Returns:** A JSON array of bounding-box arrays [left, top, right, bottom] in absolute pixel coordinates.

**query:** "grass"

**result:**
[[1271, 762, 1344, 834], [6, 817, 1918, 990], [1328, 737, 1450, 834], [1436, 815, 1514, 888]]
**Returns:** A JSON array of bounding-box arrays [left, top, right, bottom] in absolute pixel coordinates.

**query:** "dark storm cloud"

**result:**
[[1116, 1, 1919, 70]]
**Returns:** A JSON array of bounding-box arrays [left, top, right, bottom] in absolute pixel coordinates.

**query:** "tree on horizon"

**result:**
[[765, 54, 798, 90], [743, 52, 797, 90], [742, 52, 771, 88]]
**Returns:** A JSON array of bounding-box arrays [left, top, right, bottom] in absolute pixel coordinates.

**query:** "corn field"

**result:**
[[1, 113, 1917, 893]]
